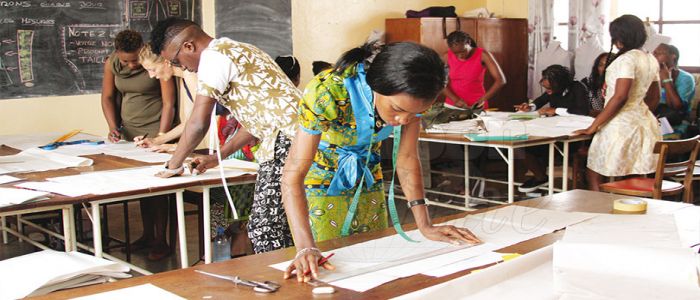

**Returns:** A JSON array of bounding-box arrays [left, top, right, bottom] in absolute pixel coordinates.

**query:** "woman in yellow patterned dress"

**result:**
[[282, 42, 481, 282], [575, 15, 661, 189]]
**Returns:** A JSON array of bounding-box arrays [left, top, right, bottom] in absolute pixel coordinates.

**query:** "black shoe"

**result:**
[[518, 178, 548, 193]]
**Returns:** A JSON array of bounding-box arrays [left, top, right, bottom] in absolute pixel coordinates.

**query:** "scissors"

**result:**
[[39, 140, 105, 150], [195, 270, 280, 293]]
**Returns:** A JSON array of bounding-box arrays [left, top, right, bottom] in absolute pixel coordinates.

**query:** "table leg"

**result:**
[[548, 143, 555, 195], [464, 145, 470, 208], [62, 206, 76, 251], [16, 214, 22, 243], [91, 202, 102, 257], [508, 147, 514, 203], [203, 187, 212, 264], [1, 216, 7, 244], [562, 141, 570, 191], [176, 191, 189, 268]]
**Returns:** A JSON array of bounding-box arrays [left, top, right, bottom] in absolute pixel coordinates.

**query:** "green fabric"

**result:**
[[307, 189, 387, 242]]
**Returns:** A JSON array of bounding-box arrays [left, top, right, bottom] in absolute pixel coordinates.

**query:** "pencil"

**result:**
[[303, 252, 335, 276]]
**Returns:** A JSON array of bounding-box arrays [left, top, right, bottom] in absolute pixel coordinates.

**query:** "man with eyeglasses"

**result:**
[[149, 18, 300, 254]]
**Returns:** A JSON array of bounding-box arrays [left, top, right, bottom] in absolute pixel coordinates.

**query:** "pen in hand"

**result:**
[[134, 133, 148, 147], [303, 253, 335, 277]]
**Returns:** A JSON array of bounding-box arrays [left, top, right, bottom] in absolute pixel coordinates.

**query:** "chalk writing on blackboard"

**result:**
[[60, 24, 121, 91], [17, 29, 33, 86], [130, 0, 148, 19]]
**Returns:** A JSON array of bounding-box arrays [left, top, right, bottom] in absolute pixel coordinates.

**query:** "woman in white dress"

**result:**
[[575, 15, 661, 190]]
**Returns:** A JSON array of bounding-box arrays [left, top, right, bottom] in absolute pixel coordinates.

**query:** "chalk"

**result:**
[[312, 286, 335, 295]]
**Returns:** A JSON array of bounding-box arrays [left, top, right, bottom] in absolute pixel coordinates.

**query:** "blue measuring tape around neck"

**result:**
[[338, 65, 418, 242]]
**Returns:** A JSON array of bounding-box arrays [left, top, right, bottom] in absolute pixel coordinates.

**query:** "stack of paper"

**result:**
[[0, 148, 93, 175], [426, 119, 484, 134], [0, 250, 131, 299], [0, 133, 106, 155], [0, 187, 49, 207], [553, 214, 700, 299], [478, 113, 594, 138]]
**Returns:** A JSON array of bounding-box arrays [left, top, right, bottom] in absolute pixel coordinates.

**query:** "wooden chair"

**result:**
[[600, 136, 700, 203]]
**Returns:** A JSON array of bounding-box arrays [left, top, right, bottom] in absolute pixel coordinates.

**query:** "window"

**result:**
[[614, 0, 700, 70], [553, 0, 569, 49]]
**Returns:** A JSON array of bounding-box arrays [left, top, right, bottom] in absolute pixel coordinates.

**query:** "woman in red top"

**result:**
[[443, 31, 506, 109]]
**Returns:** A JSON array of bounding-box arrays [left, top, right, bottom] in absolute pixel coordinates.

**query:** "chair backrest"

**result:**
[[652, 135, 700, 202]]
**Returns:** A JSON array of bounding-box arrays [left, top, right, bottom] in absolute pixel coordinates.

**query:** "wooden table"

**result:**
[[0, 145, 256, 274], [36, 190, 683, 299]]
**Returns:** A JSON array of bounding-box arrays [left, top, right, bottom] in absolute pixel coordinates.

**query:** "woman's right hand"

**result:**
[[284, 248, 335, 282], [108, 128, 122, 143], [514, 102, 531, 112], [133, 136, 156, 148]]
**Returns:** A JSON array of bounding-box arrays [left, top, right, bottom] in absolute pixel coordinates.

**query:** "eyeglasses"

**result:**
[[168, 42, 185, 68]]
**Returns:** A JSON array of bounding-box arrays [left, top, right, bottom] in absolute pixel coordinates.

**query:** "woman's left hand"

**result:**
[[573, 126, 596, 136], [419, 224, 481, 245]]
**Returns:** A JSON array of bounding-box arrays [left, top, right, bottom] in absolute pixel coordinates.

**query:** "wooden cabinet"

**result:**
[[386, 18, 528, 111]]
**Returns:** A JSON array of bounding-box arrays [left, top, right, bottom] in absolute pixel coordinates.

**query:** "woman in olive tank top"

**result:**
[[100, 30, 176, 260]]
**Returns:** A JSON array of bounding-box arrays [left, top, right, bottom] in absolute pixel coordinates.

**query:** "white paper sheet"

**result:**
[[71, 284, 185, 300], [479, 114, 594, 138], [0, 148, 93, 174], [553, 242, 700, 300], [270, 206, 595, 292], [395, 245, 558, 300], [426, 119, 484, 134], [0, 175, 21, 185], [98, 141, 171, 163], [421, 251, 503, 277], [674, 206, 700, 248], [0, 187, 49, 207], [562, 214, 683, 248], [47, 163, 256, 196], [16, 181, 91, 197], [0, 250, 130, 299], [0, 133, 104, 153]]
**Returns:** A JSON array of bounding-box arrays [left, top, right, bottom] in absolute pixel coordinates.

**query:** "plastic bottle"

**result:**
[[212, 226, 231, 262]]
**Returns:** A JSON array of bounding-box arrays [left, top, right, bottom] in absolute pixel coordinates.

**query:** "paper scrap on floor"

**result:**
[[0, 187, 49, 207], [0, 148, 93, 175], [71, 284, 185, 300], [0, 250, 130, 299], [45, 160, 257, 195], [553, 214, 700, 299], [269, 205, 595, 292]]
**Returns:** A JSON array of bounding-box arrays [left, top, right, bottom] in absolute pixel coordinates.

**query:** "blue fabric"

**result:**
[[327, 64, 392, 195], [325, 142, 381, 195], [660, 69, 697, 114]]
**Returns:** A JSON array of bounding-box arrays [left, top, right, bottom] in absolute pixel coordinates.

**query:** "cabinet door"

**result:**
[[475, 19, 528, 111]]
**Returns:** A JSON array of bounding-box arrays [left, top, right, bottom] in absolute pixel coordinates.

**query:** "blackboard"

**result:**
[[0, 0, 201, 100], [215, 0, 292, 60]]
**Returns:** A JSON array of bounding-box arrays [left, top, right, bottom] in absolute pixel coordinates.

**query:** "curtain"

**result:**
[[528, 0, 555, 99], [568, 0, 608, 50]]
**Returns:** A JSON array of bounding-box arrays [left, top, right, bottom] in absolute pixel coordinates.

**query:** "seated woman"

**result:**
[[581, 53, 609, 117], [515, 65, 590, 192], [443, 31, 506, 109], [652, 43, 697, 136]]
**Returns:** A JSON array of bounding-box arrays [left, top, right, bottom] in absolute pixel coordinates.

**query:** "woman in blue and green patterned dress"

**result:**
[[282, 42, 481, 282]]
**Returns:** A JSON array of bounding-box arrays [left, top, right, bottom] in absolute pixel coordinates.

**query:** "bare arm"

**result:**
[[100, 59, 121, 142], [397, 120, 480, 244], [158, 78, 176, 134], [163, 95, 215, 170], [282, 129, 323, 281], [575, 78, 633, 135], [190, 126, 258, 174], [480, 51, 506, 103]]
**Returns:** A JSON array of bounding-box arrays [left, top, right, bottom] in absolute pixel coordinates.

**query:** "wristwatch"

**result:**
[[407, 198, 428, 208]]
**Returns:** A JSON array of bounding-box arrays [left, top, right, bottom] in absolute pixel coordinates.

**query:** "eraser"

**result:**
[[312, 286, 336, 294]]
